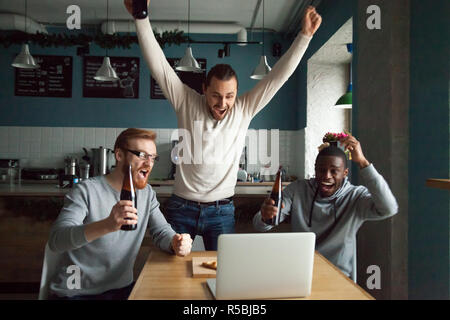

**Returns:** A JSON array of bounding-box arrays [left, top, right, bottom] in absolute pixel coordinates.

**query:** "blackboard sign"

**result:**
[[83, 56, 140, 99], [151, 58, 206, 99], [14, 55, 72, 97]]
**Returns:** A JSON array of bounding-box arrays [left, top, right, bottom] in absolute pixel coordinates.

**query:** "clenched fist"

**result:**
[[301, 6, 322, 37], [171, 233, 192, 257]]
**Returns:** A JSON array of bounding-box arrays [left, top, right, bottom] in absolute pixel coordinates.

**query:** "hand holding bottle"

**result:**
[[261, 198, 284, 222], [105, 200, 138, 232]]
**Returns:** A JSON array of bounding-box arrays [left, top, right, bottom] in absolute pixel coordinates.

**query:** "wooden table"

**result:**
[[129, 250, 374, 300]]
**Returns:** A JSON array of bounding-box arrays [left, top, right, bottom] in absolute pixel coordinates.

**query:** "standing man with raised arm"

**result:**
[[124, 0, 322, 250]]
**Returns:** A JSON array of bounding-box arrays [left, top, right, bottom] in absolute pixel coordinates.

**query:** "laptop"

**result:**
[[206, 232, 316, 300]]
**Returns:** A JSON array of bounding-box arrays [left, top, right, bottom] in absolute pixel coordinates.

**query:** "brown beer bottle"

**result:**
[[120, 164, 137, 231], [132, 0, 148, 19], [264, 166, 283, 225]]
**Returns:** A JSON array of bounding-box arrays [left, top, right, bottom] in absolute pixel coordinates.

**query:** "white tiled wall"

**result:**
[[0, 126, 304, 179]]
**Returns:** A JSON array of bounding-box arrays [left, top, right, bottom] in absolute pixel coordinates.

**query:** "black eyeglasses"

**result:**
[[125, 149, 160, 163]]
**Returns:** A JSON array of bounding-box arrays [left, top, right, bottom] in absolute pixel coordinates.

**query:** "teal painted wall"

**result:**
[[409, 0, 450, 299], [0, 28, 297, 129]]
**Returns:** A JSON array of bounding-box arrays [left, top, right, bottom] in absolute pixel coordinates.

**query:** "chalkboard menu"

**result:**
[[14, 55, 72, 97], [151, 58, 207, 99], [83, 56, 140, 99]]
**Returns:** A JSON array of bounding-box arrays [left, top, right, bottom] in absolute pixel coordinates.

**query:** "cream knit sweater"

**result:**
[[136, 18, 311, 202]]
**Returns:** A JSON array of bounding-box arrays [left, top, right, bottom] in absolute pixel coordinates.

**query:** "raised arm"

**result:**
[[124, 0, 187, 111], [241, 6, 322, 118], [339, 134, 398, 220]]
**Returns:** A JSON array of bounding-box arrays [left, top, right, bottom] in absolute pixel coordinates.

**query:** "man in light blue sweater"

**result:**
[[48, 128, 192, 299], [253, 134, 398, 279]]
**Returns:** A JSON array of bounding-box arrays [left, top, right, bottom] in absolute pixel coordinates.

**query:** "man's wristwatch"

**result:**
[[132, 0, 148, 19]]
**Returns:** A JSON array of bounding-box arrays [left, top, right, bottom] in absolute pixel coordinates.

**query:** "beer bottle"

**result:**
[[120, 164, 137, 231], [264, 166, 283, 225], [132, 0, 148, 19]]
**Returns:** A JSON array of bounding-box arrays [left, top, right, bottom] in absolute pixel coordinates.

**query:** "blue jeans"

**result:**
[[165, 194, 236, 250]]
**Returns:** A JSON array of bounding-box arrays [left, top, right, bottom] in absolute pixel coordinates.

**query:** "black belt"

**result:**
[[174, 195, 233, 207]]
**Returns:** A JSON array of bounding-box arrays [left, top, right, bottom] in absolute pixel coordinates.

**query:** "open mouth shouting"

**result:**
[[319, 180, 335, 196], [138, 168, 149, 179], [133, 166, 151, 189], [213, 106, 228, 118]]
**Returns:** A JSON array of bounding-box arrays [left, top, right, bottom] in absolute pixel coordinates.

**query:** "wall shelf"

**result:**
[[426, 179, 450, 190]]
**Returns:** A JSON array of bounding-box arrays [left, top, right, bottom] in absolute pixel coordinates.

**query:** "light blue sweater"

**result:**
[[253, 164, 398, 277], [48, 176, 176, 297]]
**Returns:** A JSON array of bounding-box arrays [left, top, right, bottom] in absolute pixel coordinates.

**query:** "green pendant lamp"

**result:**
[[335, 43, 353, 109]]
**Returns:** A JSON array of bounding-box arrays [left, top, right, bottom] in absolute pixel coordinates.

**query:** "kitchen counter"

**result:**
[[0, 182, 274, 198]]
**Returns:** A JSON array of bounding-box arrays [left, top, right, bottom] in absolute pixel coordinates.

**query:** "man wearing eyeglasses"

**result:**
[[47, 128, 192, 300], [124, 0, 322, 250]]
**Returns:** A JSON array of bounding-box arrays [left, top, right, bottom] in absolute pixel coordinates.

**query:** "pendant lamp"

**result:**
[[94, 0, 119, 81], [12, 0, 39, 69], [335, 43, 353, 109], [175, 0, 202, 72], [250, 0, 271, 79]]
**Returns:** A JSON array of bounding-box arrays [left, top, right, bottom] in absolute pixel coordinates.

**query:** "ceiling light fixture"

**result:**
[[94, 0, 119, 82], [335, 43, 353, 109], [250, 0, 271, 80], [175, 0, 202, 72], [11, 0, 39, 69]]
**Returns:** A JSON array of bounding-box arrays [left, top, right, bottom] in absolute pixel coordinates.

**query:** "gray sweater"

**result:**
[[253, 164, 398, 277], [48, 176, 176, 297]]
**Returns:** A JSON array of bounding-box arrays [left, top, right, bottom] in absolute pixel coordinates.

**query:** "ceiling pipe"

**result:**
[[100, 20, 247, 45], [0, 13, 48, 34]]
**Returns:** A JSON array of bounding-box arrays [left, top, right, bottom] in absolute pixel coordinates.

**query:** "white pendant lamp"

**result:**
[[94, 0, 119, 81], [250, 0, 271, 79], [250, 56, 271, 80], [12, 0, 39, 69], [12, 44, 39, 69], [177, 47, 201, 72], [94, 57, 119, 81], [175, 0, 202, 72]]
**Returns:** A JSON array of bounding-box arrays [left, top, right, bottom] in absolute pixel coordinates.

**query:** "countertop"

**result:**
[[0, 181, 275, 198]]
